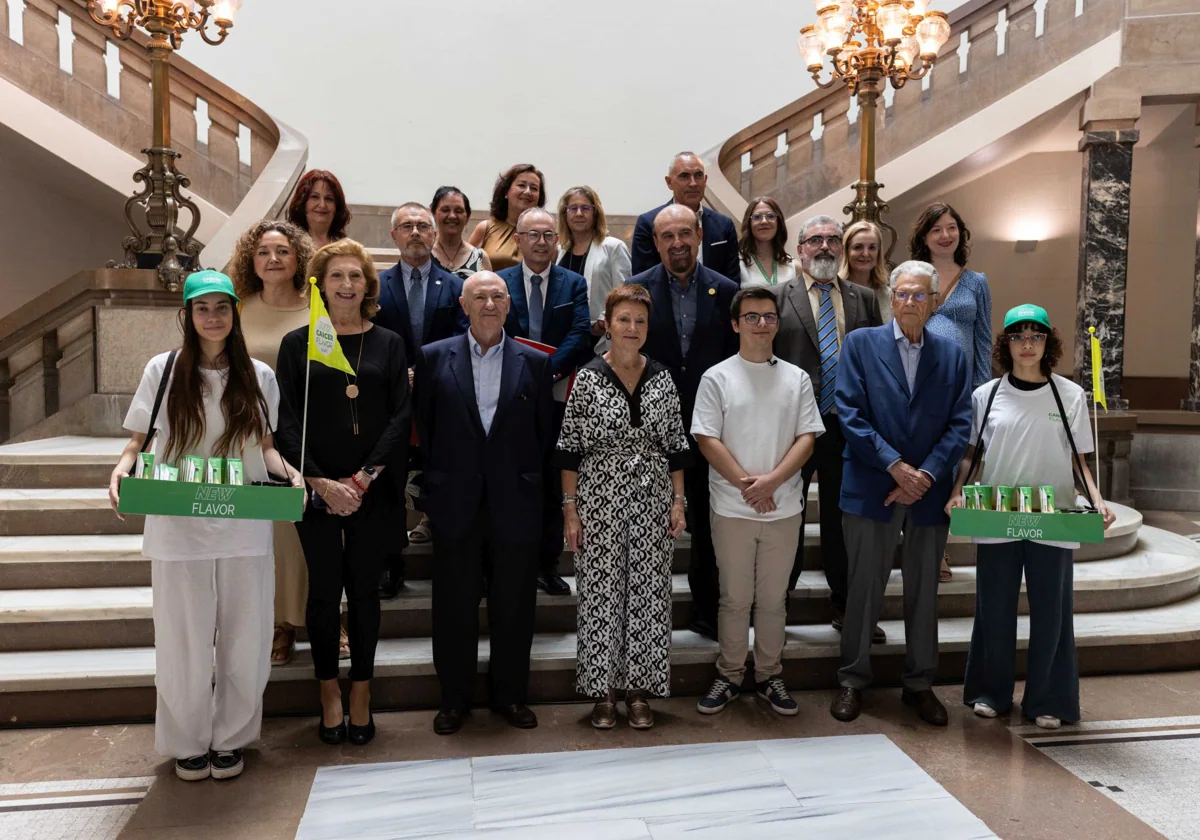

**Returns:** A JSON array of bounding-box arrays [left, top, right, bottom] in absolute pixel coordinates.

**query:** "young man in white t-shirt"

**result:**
[[691, 287, 826, 715]]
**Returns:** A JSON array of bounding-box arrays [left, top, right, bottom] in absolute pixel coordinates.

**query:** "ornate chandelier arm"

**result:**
[[86, 0, 139, 41]]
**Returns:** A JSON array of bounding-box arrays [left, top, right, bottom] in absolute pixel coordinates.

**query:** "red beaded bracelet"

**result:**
[[350, 474, 368, 493]]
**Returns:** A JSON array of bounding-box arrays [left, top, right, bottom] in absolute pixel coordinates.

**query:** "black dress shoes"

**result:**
[[537, 573, 571, 596], [830, 609, 887, 645], [348, 715, 376, 746], [687, 617, 718, 641], [830, 686, 863, 722], [434, 708, 466, 735], [378, 568, 405, 600], [492, 703, 538, 729], [902, 688, 949, 727], [318, 718, 347, 745]]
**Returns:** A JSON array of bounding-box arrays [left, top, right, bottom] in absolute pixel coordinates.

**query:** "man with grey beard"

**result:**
[[774, 216, 882, 639]]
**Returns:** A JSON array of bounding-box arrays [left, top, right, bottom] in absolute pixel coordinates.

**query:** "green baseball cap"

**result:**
[[1003, 303, 1051, 331], [183, 269, 240, 303]]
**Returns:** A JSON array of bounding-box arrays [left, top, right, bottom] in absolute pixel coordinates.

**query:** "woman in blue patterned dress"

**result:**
[[909, 202, 992, 581]]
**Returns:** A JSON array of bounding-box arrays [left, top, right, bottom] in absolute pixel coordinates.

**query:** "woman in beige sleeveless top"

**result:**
[[469, 163, 546, 271]]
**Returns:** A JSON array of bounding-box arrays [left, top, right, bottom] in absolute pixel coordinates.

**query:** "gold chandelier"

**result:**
[[799, 0, 951, 92]]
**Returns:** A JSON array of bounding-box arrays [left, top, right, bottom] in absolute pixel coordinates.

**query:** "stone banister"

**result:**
[[709, 0, 1125, 221]]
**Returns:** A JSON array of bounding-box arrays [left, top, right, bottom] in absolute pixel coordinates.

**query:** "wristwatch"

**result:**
[[360, 466, 379, 480]]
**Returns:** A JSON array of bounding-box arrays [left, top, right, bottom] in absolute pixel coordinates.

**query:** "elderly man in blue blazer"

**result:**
[[830, 260, 972, 728], [631, 152, 740, 283], [497, 207, 591, 597], [628, 203, 738, 640], [375, 202, 468, 598]]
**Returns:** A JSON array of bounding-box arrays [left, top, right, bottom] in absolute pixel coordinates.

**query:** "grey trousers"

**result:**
[[838, 506, 948, 691]]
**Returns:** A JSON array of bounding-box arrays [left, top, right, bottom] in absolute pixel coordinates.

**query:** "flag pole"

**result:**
[[299, 351, 311, 482]]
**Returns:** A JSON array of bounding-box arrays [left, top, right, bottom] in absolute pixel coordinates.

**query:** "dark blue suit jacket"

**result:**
[[630, 202, 740, 283], [376, 261, 467, 363], [627, 263, 738, 429], [497, 263, 591, 380], [836, 323, 973, 527], [414, 333, 555, 542]]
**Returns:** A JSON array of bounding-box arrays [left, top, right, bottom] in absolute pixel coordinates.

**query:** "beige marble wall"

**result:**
[[96, 308, 182, 395]]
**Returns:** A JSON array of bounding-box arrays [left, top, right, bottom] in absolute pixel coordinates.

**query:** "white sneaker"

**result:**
[[1035, 715, 1062, 730], [973, 702, 999, 718]]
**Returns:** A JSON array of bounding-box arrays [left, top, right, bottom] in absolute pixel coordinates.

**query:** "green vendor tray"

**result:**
[[950, 507, 1105, 543], [118, 477, 304, 522]]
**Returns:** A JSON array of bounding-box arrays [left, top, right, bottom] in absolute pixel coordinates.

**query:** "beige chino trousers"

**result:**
[[711, 512, 802, 685]]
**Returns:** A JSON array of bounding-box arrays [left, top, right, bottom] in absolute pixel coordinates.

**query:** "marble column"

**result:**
[[1074, 127, 1139, 411], [1184, 133, 1200, 411]]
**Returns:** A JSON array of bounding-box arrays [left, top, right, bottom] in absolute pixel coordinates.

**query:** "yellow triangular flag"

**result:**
[[306, 277, 356, 375], [1089, 326, 1107, 412]]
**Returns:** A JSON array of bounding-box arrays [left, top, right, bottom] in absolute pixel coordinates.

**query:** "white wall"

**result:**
[[180, 0, 970, 216]]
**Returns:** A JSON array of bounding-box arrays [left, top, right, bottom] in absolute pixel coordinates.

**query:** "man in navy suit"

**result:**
[[498, 207, 591, 596], [375, 203, 467, 598], [415, 271, 555, 735], [631, 152, 740, 283], [628, 204, 738, 639], [829, 261, 972, 728]]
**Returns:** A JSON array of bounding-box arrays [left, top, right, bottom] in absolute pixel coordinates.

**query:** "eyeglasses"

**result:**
[[739, 312, 779, 326], [892, 291, 930, 303], [565, 204, 595, 215], [801, 235, 842, 249], [1007, 333, 1048, 345], [395, 222, 433, 234], [751, 212, 778, 223], [517, 230, 557, 243]]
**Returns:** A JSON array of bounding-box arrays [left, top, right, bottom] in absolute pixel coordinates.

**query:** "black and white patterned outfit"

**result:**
[[434, 246, 488, 282], [554, 355, 690, 698]]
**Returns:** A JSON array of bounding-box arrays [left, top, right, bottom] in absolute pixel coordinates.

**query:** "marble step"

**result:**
[[0, 489, 144, 536], [7, 587, 1200, 726], [0, 437, 126, 489], [1, 527, 1194, 652]]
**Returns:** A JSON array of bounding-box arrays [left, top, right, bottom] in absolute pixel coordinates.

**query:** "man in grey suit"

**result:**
[[773, 216, 883, 640]]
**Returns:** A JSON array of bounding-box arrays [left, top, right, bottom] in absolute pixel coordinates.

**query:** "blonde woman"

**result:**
[[839, 220, 891, 323], [555, 185, 632, 351]]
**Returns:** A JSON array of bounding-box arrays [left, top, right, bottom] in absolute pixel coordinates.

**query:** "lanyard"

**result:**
[[752, 255, 777, 286]]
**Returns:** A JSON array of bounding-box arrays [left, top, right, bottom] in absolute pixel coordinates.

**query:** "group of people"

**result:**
[[105, 152, 1115, 783]]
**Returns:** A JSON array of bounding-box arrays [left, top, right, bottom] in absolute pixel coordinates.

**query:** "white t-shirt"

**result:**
[[969, 373, 1094, 548], [124, 352, 280, 562], [691, 354, 825, 521]]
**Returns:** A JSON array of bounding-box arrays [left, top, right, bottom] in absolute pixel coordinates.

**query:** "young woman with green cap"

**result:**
[[108, 269, 303, 781], [946, 303, 1115, 730]]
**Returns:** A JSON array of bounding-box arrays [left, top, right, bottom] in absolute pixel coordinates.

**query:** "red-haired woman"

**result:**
[[468, 163, 546, 271], [108, 270, 303, 782], [287, 169, 352, 250]]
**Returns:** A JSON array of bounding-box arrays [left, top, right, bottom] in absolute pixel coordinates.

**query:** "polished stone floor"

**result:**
[[5, 671, 1200, 839]]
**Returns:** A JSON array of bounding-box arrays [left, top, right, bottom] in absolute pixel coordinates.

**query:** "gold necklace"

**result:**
[[436, 238, 466, 269], [343, 319, 366, 435]]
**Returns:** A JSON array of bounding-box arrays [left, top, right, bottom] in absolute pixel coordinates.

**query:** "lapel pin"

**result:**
[[435, 280, 442, 286], [708, 288, 716, 296]]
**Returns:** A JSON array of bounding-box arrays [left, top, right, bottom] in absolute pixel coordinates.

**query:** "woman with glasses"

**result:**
[[430, 186, 492, 280], [909, 202, 992, 581], [947, 304, 1115, 730], [469, 163, 546, 271], [737, 197, 796, 289], [556, 186, 632, 351], [839, 221, 891, 323]]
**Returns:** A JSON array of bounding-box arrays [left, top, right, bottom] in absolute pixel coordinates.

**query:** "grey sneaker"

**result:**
[[697, 676, 740, 714], [757, 677, 799, 716]]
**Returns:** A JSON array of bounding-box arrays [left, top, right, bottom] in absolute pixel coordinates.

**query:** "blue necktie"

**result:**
[[407, 267, 425, 348], [816, 282, 838, 415], [528, 273, 544, 342]]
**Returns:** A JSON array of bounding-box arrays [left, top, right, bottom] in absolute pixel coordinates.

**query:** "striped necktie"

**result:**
[[815, 282, 838, 415]]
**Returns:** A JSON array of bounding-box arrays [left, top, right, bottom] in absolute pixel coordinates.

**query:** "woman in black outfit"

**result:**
[[276, 239, 409, 746]]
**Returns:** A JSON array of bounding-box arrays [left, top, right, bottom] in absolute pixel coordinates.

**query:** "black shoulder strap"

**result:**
[[964, 378, 1002, 485], [140, 350, 176, 455], [1048, 376, 1095, 509]]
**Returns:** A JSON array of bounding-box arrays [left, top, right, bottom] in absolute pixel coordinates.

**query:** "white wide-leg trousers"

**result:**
[[151, 555, 274, 759]]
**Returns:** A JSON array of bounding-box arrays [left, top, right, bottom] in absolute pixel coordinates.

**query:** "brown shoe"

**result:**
[[830, 686, 862, 722], [627, 691, 654, 730], [902, 688, 948, 727], [591, 698, 617, 729]]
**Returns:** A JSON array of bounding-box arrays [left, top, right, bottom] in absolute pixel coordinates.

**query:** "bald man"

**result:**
[[627, 204, 739, 639], [631, 152, 740, 283], [414, 271, 556, 734]]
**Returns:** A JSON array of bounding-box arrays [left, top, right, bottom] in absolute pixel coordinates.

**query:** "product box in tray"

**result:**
[[117, 454, 304, 522], [949, 482, 1104, 543]]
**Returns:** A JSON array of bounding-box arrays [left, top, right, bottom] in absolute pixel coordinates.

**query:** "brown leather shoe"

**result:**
[[830, 686, 862, 722], [591, 698, 617, 729], [627, 691, 654, 730], [902, 688, 948, 727]]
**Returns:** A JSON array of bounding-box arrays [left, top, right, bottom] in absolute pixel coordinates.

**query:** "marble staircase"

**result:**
[[1, 436, 1199, 727]]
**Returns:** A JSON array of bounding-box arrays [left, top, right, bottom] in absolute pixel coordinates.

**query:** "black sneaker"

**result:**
[[757, 677, 799, 716], [210, 749, 244, 780], [696, 676, 740, 714], [175, 754, 210, 781]]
